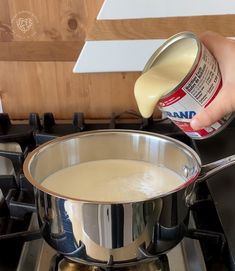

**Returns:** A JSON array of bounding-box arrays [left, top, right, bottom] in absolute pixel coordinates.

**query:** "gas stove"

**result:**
[[0, 111, 234, 271]]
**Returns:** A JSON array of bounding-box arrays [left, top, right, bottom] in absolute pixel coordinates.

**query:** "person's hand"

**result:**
[[190, 31, 235, 130]]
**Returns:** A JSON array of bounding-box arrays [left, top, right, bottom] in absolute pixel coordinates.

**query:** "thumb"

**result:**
[[190, 90, 232, 130]]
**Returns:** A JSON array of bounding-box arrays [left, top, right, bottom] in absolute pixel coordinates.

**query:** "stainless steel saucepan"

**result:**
[[23, 130, 235, 267]]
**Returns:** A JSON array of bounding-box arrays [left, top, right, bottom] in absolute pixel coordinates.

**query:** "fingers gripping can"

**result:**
[[143, 32, 234, 139]]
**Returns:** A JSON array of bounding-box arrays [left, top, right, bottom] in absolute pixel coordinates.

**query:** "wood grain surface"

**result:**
[[0, 41, 83, 61], [0, 0, 104, 61], [0, 0, 104, 42], [0, 0, 140, 120], [0, 0, 234, 119], [87, 15, 235, 41], [0, 61, 139, 119]]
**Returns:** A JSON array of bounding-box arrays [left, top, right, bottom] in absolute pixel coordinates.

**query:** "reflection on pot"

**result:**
[[37, 187, 190, 265]]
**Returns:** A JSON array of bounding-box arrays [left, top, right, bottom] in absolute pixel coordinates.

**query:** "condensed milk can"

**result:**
[[136, 32, 234, 139]]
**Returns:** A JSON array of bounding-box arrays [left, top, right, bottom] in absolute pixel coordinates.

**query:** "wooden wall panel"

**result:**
[[3, 0, 104, 41], [0, 61, 139, 119], [0, 0, 12, 41], [1, 0, 143, 120], [0, 0, 233, 119], [87, 15, 235, 41], [0, 41, 83, 61]]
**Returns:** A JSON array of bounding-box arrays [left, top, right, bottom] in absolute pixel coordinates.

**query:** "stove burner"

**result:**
[[58, 259, 99, 271], [57, 257, 168, 271]]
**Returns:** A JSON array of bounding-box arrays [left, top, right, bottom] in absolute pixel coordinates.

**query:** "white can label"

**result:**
[[159, 44, 229, 138]]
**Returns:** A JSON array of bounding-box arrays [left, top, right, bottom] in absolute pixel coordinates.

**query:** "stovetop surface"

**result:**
[[17, 213, 206, 271], [193, 121, 235, 269], [0, 112, 234, 270]]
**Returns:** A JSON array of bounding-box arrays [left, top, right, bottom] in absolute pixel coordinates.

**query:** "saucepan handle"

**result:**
[[197, 154, 235, 182], [185, 154, 235, 207]]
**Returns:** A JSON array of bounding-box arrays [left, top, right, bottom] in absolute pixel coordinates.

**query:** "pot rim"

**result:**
[[23, 129, 202, 204]]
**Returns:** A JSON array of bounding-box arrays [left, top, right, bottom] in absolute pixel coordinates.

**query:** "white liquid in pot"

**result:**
[[41, 159, 185, 202], [134, 38, 197, 118]]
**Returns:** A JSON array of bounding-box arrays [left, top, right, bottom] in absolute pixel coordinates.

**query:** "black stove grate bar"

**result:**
[[0, 229, 41, 242], [0, 113, 11, 133], [0, 150, 24, 176], [109, 110, 147, 130], [0, 175, 17, 197], [9, 201, 36, 220], [186, 228, 226, 255], [73, 112, 85, 132], [29, 112, 42, 131]]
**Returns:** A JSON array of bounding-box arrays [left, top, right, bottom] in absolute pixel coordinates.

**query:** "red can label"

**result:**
[[158, 44, 231, 139]]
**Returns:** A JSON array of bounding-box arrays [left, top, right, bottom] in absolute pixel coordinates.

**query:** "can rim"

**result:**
[[142, 31, 201, 99]]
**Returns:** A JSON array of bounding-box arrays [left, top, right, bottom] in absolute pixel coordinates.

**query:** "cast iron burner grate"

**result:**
[[0, 171, 40, 270], [49, 254, 170, 271]]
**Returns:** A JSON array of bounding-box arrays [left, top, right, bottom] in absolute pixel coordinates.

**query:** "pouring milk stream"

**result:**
[[134, 38, 197, 118]]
